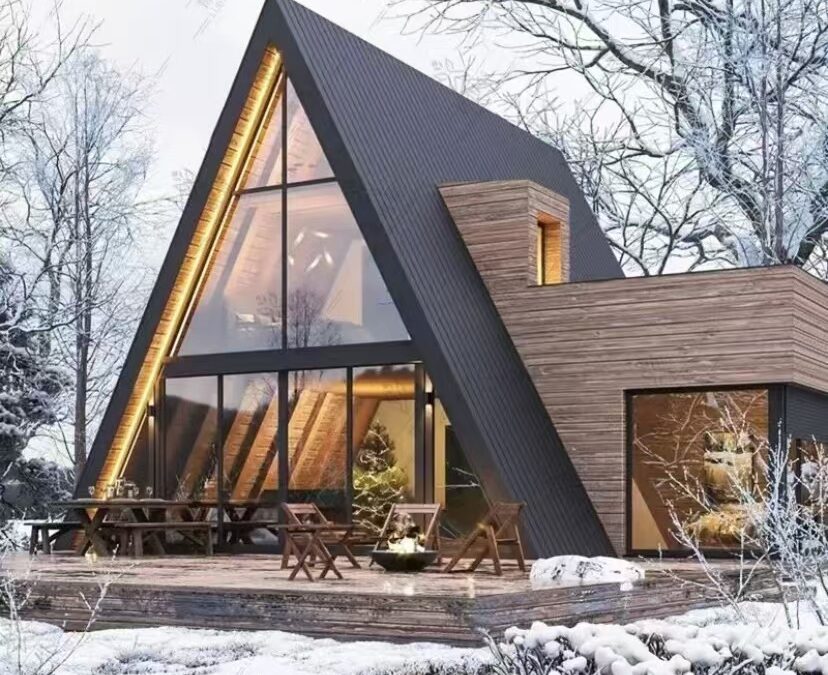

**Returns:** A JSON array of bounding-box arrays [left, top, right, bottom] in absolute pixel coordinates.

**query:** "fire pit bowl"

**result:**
[[370, 549, 438, 572]]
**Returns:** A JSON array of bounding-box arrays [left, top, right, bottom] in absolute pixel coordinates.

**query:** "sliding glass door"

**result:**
[[351, 365, 417, 534], [162, 376, 219, 501], [159, 363, 487, 547], [287, 368, 348, 521]]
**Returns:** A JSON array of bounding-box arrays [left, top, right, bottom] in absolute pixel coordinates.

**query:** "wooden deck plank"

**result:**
[[2, 554, 776, 645]]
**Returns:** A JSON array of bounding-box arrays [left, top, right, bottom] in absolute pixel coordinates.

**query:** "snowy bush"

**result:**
[[0, 520, 28, 553], [484, 616, 828, 675], [530, 556, 645, 591]]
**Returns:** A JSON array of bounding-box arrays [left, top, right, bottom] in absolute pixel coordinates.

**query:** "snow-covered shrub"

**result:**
[[530, 556, 645, 591], [0, 519, 28, 553], [483, 616, 828, 675]]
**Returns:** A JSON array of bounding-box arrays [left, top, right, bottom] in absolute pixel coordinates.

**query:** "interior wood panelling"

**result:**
[[443, 181, 828, 553]]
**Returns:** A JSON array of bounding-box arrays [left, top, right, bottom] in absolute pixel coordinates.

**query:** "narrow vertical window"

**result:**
[[536, 218, 562, 285]]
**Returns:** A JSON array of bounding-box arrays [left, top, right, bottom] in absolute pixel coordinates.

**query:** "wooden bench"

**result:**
[[103, 521, 213, 557], [23, 520, 82, 555], [220, 519, 282, 545]]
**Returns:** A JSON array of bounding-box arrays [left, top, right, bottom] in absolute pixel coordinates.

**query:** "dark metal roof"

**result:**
[[82, 0, 617, 556], [269, 0, 615, 554]]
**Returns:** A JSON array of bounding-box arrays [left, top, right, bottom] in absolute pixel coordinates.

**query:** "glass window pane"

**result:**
[[242, 78, 284, 189], [352, 365, 417, 534], [178, 191, 283, 355], [163, 377, 218, 500], [286, 79, 333, 183], [630, 389, 768, 552], [222, 373, 280, 502], [286, 182, 408, 347], [434, 397, 488, 538], [288, 369, 347, 521], [121, 413, 152, 495]]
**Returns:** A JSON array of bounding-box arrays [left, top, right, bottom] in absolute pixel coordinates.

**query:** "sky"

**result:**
[[55, 0, 464, 214]]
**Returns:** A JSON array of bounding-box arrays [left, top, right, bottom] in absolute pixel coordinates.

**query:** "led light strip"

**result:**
[[99, 47, 283, 491]]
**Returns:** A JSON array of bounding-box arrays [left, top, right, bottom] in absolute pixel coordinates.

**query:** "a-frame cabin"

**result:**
[[85, 0, 828, 559], [79, 0, 617, 557]]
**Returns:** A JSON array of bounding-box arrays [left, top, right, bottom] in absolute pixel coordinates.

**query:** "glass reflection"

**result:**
[[351, 365, 416, 534], [287, 369, 348, 520], [286, 183, 408, 347], [434, 398, 488, 538], [242, 78, 284, 189], [222, 373, 280, 502], [286, 79, 332, 183], [163, 377, 218, 500], [178, 191, 283, 355], [630, 389, 768, 551]]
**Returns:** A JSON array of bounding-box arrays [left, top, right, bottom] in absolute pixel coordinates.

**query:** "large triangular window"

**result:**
[[177, 75, 407, 355]]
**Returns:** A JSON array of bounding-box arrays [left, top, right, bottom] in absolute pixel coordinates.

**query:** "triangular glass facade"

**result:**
[[177, 76, 407, 355]]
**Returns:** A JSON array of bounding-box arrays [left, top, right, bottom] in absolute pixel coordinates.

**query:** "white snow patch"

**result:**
[[530, 555, 645, 590], [0, 519, 28, 552], [0, 620, 489, 675]]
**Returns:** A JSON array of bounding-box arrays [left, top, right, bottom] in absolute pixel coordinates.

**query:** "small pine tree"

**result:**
[[352, 421, 408, 534]]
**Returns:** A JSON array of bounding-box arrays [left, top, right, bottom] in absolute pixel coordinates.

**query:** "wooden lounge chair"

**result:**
[[372, 503, 442, 565], [280, 503, 361, 570], [443, 501, 526, 576]]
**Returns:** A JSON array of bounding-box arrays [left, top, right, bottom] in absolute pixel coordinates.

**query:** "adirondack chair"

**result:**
[[443, 501, 526, 576]]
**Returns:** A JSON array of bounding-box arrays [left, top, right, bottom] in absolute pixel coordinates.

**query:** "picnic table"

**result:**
[[55, 498, 281, 554], [53, 498, 174, 556], [52, 500, 355, 576], [172, 499, 280, 544]]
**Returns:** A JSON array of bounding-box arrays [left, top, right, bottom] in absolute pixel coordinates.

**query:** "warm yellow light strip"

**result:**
[[167, 69, 284, 358], [96, 46, 282, 492]]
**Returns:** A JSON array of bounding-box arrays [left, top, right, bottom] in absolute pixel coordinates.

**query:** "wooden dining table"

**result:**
[[53, 498, 174, 556], [54, 499, 337, 560], [171, 499, 272, 523]]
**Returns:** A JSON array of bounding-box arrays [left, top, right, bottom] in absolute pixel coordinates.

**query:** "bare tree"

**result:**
[[0, 0, 92, 192], [635, 393, 828, 629], [391, 0, 828, 276], [5, 51, 157, 477]]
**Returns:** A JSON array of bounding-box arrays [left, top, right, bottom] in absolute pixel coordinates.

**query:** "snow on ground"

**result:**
[[0, 619, 490, 675], [3, 599, 827, 675], [530, 555, 645, 591], [0, 520, 28, 553]]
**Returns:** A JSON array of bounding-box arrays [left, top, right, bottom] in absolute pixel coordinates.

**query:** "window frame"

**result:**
[[535, 217, 563, 286], [624, 383, 781, 558]]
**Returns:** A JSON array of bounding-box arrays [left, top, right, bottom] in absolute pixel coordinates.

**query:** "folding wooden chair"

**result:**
[[371, 503, 443, 565], [280, 503, 361, 570], [443, 501, 526, 576]]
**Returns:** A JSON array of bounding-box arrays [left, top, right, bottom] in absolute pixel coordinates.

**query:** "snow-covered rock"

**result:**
[[530, 555, 645, 590]]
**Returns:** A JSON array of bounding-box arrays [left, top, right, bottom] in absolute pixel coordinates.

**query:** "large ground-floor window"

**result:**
[[148, 360, 487, 548], [628, 387, 769, 554]]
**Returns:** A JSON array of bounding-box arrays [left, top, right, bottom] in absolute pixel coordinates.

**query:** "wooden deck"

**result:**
[[2, 554, 775, 645]]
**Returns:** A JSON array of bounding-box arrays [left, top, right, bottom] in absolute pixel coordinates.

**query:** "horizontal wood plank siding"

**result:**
[[444, 183, 828, 553]]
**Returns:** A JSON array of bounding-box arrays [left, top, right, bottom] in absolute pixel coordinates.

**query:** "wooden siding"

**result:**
[[440, 181, 570, 290], [443, 181, 828, 553]]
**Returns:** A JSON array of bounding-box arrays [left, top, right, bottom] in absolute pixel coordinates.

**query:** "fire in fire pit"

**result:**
[[371, 513, 438, 572], [387, 514, 425, 553]]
